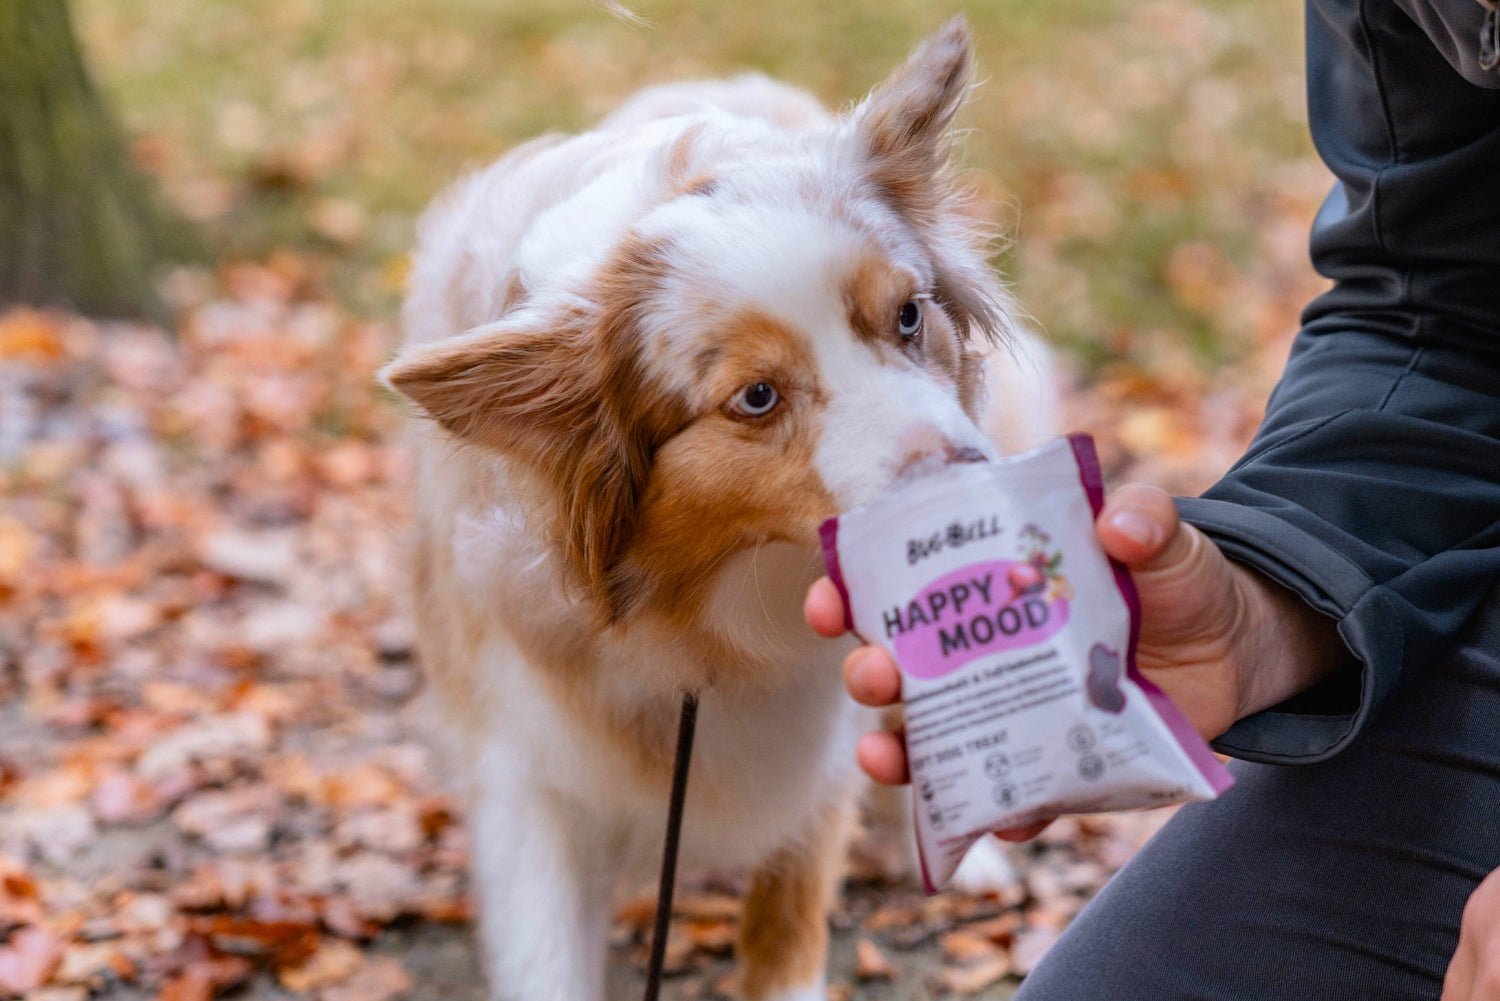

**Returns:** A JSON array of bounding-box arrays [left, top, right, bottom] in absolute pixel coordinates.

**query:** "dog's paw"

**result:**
[[949, 835, 1021, 895]]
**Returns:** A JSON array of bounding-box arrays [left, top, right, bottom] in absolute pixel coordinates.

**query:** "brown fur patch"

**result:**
[[384, 236, 693, 623], [663, 123, 718, 198], [841, 254, 919, 348], [739, 799, 856, 999], [606, 310, 835, 630], [840, 254, 971, 406]]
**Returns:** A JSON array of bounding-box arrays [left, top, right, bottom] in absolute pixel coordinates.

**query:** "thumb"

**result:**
[[1095, 483, 1190, 570]]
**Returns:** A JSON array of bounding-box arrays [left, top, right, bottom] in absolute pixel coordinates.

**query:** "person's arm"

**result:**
[[1177, 0, 1500, 764], [1176, 331, 1500, 763]]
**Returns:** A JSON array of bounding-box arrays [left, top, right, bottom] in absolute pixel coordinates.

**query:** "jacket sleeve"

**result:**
[[1171, 0, 1500, 764], [1176, 328, 1500, 764]]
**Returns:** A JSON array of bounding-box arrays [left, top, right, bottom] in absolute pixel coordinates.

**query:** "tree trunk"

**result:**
[[0, 0, 197, 322]]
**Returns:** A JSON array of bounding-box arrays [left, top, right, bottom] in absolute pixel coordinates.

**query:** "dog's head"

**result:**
[[383, 19, 1015, 625]]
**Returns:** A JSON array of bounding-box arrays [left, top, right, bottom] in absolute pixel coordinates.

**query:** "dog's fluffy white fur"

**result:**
[[382, 19, 1054, 1000]]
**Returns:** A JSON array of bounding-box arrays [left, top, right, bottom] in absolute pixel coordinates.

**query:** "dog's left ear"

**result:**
[[851, 16, 973, 213], [851, 17, 1015, 348]]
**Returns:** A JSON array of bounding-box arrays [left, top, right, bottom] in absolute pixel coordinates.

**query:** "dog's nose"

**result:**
[[894, 427, 991, 479]]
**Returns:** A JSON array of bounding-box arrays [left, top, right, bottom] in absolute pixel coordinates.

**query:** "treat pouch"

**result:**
[[821, 434, 1234, 893]]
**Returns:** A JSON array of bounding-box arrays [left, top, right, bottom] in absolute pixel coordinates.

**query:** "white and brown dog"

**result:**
[[381, 18, 1054, 1001]]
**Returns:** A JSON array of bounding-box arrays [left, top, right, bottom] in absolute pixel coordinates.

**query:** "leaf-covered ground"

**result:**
[[3, 0, 1339, 998], [0, 265, 1274, 1001]]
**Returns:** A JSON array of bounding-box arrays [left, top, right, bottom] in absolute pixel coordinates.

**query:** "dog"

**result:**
[[380, 18, 1054, 1000]]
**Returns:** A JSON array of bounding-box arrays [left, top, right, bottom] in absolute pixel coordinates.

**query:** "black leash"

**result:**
[[642, 691, 699, 1001]]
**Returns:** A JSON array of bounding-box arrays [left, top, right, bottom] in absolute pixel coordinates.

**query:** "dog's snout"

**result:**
[[893, 426, 990, 479]]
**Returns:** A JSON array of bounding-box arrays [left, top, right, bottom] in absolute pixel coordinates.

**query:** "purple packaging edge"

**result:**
[[1065, 433, 1236, 796], [818, 517, 856, 635]]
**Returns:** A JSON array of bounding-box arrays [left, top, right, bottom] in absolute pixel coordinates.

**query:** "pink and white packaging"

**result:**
[[820, 434, 1234, 893]]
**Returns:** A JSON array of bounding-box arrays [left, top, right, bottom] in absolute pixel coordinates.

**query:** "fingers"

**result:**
[[811, 575, 907, 783], [804, 576, 848, 638], [996, 820, 1053, 842], [844, 646, 902, 707], [856, 731, 909, 785], [1096, 483, 1183, 568]]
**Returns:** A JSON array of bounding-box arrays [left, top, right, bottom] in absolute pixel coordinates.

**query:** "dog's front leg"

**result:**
[[468, 756, 612, 1001], [737, 798, 856, 1001]]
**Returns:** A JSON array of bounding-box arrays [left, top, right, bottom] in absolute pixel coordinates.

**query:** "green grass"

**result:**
[[76, 0, 1322, 372]]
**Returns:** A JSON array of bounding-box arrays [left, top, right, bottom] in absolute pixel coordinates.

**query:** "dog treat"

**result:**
[[821, 434, 1234, 893]]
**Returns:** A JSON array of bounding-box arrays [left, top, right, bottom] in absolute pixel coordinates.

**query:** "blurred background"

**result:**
[[0, 1, 1328, 998]]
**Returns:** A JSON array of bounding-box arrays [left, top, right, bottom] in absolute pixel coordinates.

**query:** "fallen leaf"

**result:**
[[680, 917, 735, 956], [673, 893, 740, 921], [277, 938, 362, 992], [195, 916, 319, 968], [320, 957, 412, 1001], [1011, 926, 1062, 976], [54, 941, 136, 986], [955, 912, 1020, 946], [198, 529, 300, 585], [91, 769, 164, 825], [863, 902, 921, 934], [25, 986, 89, 1001], [334, 854, 420, 923], [854, 938, 895, 982], [157, 971, 212, 1001], [136, 713, 273, 782], [0, 927, 65, 994], [613, 895, 656, 934], [940, 954, 1012, 995], [0, 310, 65, 362], [940, 930, 1002, 964]]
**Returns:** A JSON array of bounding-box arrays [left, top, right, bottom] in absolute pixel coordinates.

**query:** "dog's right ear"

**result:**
[[379, 313, 677, 623], [379, 316, 593, 460]]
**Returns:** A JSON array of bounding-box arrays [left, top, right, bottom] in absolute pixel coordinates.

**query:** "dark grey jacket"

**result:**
[[1178, 0, 1500, 763]]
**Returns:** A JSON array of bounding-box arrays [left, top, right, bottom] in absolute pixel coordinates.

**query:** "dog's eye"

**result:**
[[732, 382, 780, 418], [897, 299, 923, 340]]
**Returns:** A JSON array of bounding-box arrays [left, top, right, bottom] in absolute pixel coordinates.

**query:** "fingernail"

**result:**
[[1107, 509, 1162, 549]]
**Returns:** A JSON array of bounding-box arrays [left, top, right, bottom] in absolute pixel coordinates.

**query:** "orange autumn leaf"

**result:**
[[0, 309, 65, 362]]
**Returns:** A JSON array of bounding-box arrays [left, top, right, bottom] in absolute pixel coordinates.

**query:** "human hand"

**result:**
[[805, 483, 1348, 826], [1442, 866, 1500, 1000]]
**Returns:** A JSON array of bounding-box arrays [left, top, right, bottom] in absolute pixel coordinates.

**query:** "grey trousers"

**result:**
[[1014, 600, 1500, 1001]]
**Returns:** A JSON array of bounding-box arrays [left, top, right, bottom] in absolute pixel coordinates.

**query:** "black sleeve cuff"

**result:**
[[1174, 496, 1396, 764]]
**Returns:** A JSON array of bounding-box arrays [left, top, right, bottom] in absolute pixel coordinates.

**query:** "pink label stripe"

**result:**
[[891, 559, 1069, 679]]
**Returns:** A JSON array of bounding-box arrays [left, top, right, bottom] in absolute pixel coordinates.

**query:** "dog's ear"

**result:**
[[380, 316, 590, 456], [851, 16, 973, 210], [850, 18, 1016, 348], [380, 314, 672, 621]]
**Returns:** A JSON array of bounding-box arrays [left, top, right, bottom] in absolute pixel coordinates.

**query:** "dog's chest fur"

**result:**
[[412, 453, 865, 875]]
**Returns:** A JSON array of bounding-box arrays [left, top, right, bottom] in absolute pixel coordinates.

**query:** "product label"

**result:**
[[888, 558, 1070, 679], [821, 435, 1235, 893]]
